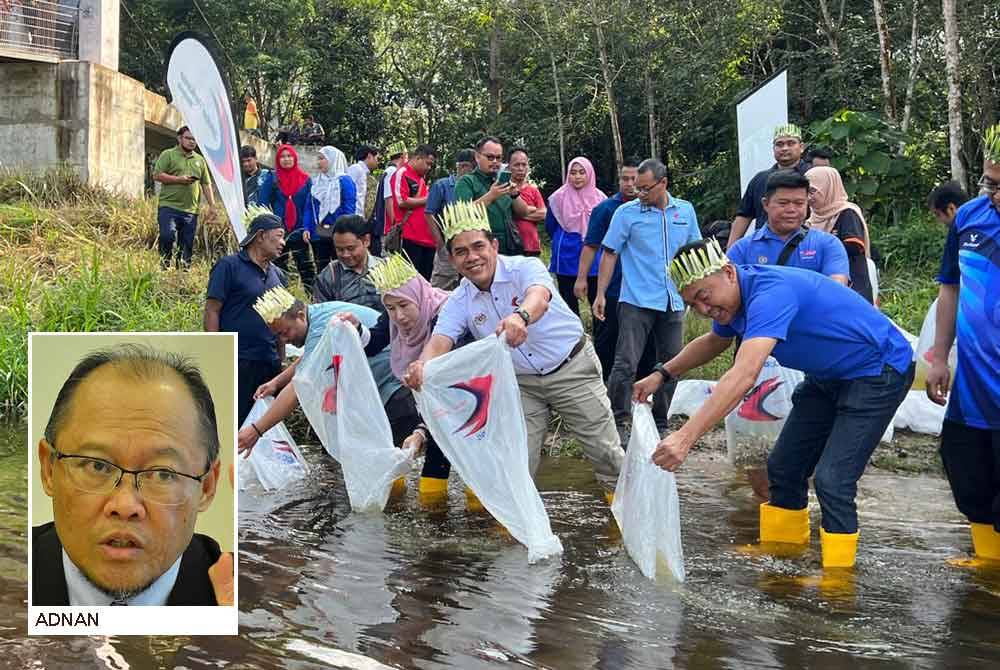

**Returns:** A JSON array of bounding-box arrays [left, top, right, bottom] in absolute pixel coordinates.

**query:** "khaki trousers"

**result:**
[[516, 339, 624, 490]]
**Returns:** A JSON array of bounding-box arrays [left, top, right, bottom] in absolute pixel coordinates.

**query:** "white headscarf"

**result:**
[[314, 145, 349, 222]]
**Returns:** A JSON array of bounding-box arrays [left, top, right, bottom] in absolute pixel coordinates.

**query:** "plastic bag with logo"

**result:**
[[414, 335, 563, 563], [293, 320, 415, 512], [724, 356, 804, 465], [612, 403, 685, 582], [239, 396, 309, 491]]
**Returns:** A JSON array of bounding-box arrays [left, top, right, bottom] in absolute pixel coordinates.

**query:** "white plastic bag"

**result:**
[[612, 403, 685, 582], [724, 357, 804, 464], [239, 396, 309, 491], [415, 335, 563, 563], [293, 320, 415, 512], [913, 298, 957, 391]]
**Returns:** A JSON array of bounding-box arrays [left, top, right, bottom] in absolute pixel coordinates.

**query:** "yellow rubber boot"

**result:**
[[389, 476, 406, 499], [465, 486, 485, 513], [418, 476, 448, 506], [820, 529, 859, 568], [604, 491, 614, 506], [737, 503, 809, 557], [949, 523, 1000, 568]]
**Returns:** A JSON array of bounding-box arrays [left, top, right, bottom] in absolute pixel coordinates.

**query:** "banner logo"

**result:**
[[449, 374, 494, 437], [737, 376, 783, 421]]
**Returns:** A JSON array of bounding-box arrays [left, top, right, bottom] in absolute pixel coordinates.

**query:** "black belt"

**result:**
[[542, 335, 586, 376]]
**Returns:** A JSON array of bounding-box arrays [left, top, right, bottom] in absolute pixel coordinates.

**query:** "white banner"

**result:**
[[166, 35, 246, 242], [736, 70, 788, 195]]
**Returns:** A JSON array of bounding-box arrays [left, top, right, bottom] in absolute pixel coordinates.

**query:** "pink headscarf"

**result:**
[[548, 157, 607, 236], [806, 166, 871, 255], [385, 275, 450, 380]]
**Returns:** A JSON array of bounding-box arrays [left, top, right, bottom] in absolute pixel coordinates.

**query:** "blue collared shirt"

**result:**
[[727, 224, 848, 277], [712, 264, 912, 380], [584, 193, 629, 298], [425, 174, 457, 217], [601, 194, 701, 312], [207, 250, 288, 363], [64, 549, 180, 606]]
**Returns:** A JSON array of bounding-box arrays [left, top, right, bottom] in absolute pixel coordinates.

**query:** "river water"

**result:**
[[2, 421, 999, 669]]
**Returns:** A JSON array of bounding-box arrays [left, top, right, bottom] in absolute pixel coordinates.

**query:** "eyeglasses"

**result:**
[[479, 152, 502, 162], [50, 444, 210, 507], [635, 179, 664, 196], [978, 175, 999, 195]]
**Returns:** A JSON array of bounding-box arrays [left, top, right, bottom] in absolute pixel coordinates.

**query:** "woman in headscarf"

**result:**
[[545, 156, 607, 315], [259, 144, 317, 292], [805, 166, 875, 303], [310, 145, 357, 275]]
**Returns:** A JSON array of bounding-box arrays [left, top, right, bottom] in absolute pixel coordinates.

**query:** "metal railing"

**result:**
[[0, 0, 79, 59]]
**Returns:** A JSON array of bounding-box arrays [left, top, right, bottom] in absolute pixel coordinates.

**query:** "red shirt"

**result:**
[[390, 164, 435, 247], [513, 183, 544, 253]]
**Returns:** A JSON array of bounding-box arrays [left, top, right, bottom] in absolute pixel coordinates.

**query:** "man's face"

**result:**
[[38, 366, 219, 598], [635, 170, 666, 207], [982, 160, 1000, 212], [240, 156, 258, 176], [680, 265, 742, 324], [930, 204, 958, 226], [364, 152, 379, 170], [449, 231, 499, 286], [508, 151, 529, 181], [456, 160, 475, 177], [411, 153, 436, 176], [772, 136, 803, 167], [333, 231, 369, 270], [269, 312, 308, 347], [619, 166, 639, 199], [476, 142, 503, 176], [765, 186, 809, 236], [253, 228, 286, 261], [178, 132, 197, 153]]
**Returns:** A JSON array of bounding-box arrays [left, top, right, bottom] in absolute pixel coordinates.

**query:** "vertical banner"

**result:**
[[735, 69, 788, 195], [166, 34, 245, 242]]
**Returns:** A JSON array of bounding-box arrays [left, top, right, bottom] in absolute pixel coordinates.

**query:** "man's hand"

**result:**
[[592, 293, 607, 322], [303, 230, 311, 244], [208, 463, 234, 606], [485, 181, 511, 204], [184, 175, 198, 185], [573, 277, 589, 300], [402, 430, 427, 456], [632, 372, 664, 404], [237, 425, 260, 459], [496, 314, 529, 347], [403, 360, 425, 391], [926, 360, 951, 406], [334, 312, 361, 328], [254, 380, 279, 399], [651, 432, 693, 472]]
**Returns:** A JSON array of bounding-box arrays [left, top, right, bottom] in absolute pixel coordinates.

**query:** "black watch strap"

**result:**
[[653, 363, 674, 384]]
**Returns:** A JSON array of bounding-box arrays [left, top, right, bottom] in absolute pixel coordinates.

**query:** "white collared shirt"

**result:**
[[64, 549, 181, 606], [434, 255, 583, 374], [382, 164, 398, 200], [346, 160, 370, 210]]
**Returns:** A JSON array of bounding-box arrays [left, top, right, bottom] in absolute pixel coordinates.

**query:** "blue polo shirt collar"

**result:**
[[753, 224, 799, 243]]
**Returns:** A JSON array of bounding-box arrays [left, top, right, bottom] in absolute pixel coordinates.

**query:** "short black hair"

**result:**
[[446, 228, 495, 254], [622, 156, 642, 169], [806, 146, 833, 161], [44, 344, 220, 468], [177, 125, 190, 137], [475, 136, 502, 151], [764, 170, 810, 199], [355, 145, 378, 162], [332, 214, 370, 238], [239, 146, 257, 159], [456, 148, 475, 164], [413, 144, 436, 158], [507, 146, 528, 162], [638, 158, 670, 182], [927, 181, 969, 211]]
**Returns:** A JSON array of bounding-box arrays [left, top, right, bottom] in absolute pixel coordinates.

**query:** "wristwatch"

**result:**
[[514, 307, 531, 325], [653, 362, 675, 384]]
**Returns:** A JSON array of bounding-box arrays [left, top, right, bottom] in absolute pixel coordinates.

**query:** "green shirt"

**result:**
[[153, 146, 212, 214], [453, 169, 515, 254]]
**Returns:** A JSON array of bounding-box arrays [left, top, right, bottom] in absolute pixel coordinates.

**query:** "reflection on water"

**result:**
[[2, 422, 1000, 669]]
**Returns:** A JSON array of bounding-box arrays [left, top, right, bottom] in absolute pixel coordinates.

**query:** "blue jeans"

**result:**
[[157, 206, 198, 268], [767, 363, 915, 533]]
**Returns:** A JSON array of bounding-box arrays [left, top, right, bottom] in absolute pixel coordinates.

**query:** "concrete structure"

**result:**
[[78, 0, 119, 71]]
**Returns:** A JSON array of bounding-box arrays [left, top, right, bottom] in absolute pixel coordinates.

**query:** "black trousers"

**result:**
[[237, 358, 281, 426], [940, 419, 1000, 531], [274, 229, 316, 293], [384, 387, 450, 479], [402, 240, 436, 281], [556, 273, 597, 318], [311, 237, 334, 277], [595, 294, 656, 382]]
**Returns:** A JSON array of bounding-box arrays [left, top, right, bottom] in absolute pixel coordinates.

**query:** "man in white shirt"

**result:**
[[346, 145, 379, 218], [402, 202, 623, 496], [382, 141, 408, 235]]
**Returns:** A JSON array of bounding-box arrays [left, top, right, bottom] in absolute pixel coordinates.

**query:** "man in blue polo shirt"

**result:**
[[927, 123, 1000, 566], [633, 239, 913, 570], [727, 170, 849, 283], [594, 159, 701, 444], [204, 208, 287, 424]]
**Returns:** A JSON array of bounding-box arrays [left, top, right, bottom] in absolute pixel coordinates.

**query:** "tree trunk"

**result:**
[[594, 16, 623, 172], [541, 5, 566, 176], [645, 68, 658, 159], [872, 0, 896, 122], [488, 20, 501, 116], [900, 0, 920, 134], [942, 0, 967, 186]]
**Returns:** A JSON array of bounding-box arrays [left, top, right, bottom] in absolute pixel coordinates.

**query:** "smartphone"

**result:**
[[496, 170, 512, 186]]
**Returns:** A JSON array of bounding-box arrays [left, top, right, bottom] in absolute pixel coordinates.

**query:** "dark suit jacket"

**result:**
[[32, 522, 221, 606]]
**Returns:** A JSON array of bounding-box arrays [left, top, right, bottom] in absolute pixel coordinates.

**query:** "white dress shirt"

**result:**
[[434, 255, 583, 374], [64, 549, 181, 606], [382, 164, 398, 200], [346, 160, 369, 211]]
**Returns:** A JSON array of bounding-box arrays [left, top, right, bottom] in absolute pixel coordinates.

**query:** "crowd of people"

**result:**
[[151, 117, 1000, 575]]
